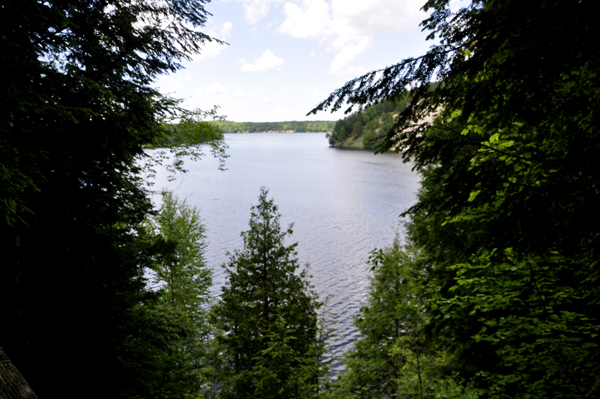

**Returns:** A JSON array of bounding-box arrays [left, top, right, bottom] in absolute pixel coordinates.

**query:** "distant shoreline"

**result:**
[[225, 131, 329, 134], [212, 120, 336, 134]]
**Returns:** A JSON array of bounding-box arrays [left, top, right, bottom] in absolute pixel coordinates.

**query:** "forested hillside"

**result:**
[[326, 97, 410, 150], [212, 120, 335, 133]]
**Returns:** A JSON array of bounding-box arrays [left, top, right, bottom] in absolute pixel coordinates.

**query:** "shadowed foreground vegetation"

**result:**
[[2, 0, 600, 398]]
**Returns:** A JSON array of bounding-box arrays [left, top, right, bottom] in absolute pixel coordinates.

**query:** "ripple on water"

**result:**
[[149, 133, 421, 364]]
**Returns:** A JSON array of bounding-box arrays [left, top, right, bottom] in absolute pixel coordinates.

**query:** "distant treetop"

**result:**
[[212, 120, 335, 133]]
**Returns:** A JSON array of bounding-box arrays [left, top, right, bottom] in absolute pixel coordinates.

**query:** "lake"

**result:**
[[148, 132, 421, 365]]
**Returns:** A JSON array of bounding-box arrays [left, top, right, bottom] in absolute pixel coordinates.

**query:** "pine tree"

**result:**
[[211, 187, 325, 398]]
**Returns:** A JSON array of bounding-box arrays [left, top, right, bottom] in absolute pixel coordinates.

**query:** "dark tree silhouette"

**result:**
[[0, 1, 223, 397]]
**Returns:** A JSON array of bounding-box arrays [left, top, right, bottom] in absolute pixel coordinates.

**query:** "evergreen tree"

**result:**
[[335, 239, 421, 399], [334, 238, 478, 399], [133, 190, 214, 398], [211, 187, 325, 398], [0, 0, 224, 397], [150, 190, 211, 318], [313, 0, 600, 397]]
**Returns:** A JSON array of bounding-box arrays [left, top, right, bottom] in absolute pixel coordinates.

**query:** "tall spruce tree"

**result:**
[[211, 187, 325, 399]]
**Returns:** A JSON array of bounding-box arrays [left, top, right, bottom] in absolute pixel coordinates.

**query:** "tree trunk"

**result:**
[[0, 346, 38, 399]]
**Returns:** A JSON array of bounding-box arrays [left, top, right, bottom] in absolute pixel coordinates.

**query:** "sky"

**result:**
[[154, 0, 444, 122]]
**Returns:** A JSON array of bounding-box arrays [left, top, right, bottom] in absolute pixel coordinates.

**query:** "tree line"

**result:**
[[212, 120, 335, 133], [152, 106, 226, 149]]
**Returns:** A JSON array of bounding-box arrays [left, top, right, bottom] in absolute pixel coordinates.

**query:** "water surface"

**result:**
[[149, 133, 421, 364]]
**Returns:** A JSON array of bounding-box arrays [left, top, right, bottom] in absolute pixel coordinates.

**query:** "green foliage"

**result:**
[[0, 0, 224, 397], [435, 248, 599, 398], [212, 120, 336, 133], [156, 106, 227, 147], [149, 190, 212, 318], [314, 0, 600, 397], [143, 105, 230, 182], [129, 190, 214, 399], [335, 239, 414, 398], [406, 66, 600, 396], [211, 187, 328, 398], [333, 238, 478, 399], [327, 98, 408, 149], [121, 302, 208, 399]]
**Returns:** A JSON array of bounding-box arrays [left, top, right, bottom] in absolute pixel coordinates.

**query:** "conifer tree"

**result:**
[[0, 0, 224, 396], [211, 187, 325, 398], [333, 238, 481, 399], [123, 190, 213, 399], [313, 0, 600, 397], [151, 190, 211, 319]]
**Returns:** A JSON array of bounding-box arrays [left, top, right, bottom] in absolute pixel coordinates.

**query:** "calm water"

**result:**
[[148, 133, 421, 364]]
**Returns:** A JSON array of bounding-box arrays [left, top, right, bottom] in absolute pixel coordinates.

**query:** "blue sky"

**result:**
[[155, 0, 448, 122]]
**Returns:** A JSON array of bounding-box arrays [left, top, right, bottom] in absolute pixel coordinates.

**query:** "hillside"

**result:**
[[327, 97, 410, 150]]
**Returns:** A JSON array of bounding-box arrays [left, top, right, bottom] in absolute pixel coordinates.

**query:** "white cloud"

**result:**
[[278, 0, 426, 73], [160, 76, 184, 94], [196, 82, 228, 95], [233, 90, 245, 97], [279, 0, 331, 40], [222, 21, 233, 36], [331, 0, 424, 35], [241, 50, 284, 72], [196, 40, 225, 60]]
